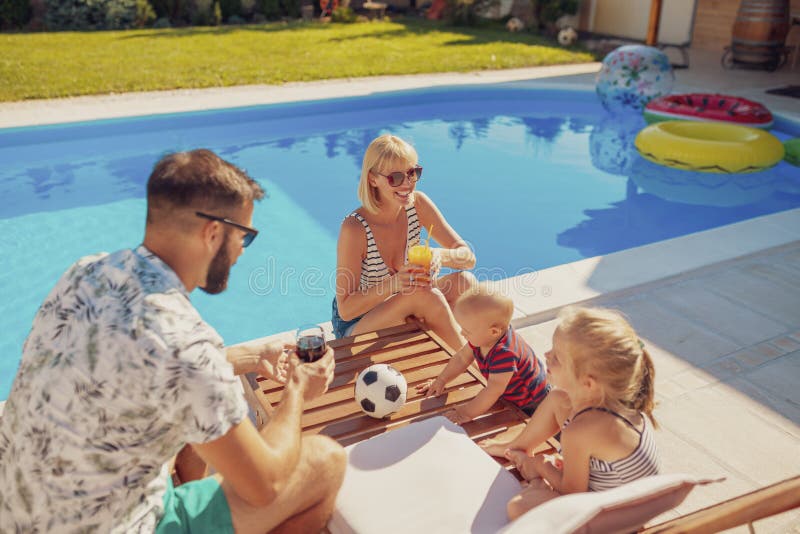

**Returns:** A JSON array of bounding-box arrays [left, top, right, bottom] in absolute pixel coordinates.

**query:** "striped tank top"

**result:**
[[562, 407, 660, 492], [348, 205, 421, 290]]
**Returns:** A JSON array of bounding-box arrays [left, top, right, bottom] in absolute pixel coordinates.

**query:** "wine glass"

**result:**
[[296, 324, 327, 363]]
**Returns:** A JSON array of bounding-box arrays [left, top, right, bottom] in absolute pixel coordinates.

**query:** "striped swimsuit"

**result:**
[[562, 407, 660, 492], [331, 205, 421, 338]]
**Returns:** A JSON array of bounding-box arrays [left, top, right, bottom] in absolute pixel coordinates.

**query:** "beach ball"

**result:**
[[354, 364, 407, 419], [596, 45, 674, 114], [590, 114, 646, 176]]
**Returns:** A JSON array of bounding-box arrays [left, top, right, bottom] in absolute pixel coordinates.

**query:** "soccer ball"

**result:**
[[557, 27, 578, 47], [354, 364, 408, 419]]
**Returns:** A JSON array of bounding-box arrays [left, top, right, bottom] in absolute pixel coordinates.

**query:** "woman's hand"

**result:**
[[393, 264, 431, 293]]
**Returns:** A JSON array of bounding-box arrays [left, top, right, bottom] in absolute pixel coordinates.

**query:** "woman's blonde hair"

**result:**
[[557, 306, 658, 428], [358, 134, 419, 214]]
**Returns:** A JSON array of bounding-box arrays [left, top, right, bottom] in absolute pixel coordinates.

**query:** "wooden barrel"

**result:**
[[731, 0, 790, 67]]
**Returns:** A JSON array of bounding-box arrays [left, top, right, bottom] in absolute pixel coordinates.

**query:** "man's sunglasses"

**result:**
[[372, 165, 423, 187], [195, 211, 259, 248]]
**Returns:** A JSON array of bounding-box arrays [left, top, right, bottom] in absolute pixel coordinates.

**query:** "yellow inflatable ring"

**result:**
[[634, 121, 785, 174]]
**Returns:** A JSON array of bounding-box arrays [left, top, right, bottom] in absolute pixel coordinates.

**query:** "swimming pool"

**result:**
[[2, 86, 799, 399]]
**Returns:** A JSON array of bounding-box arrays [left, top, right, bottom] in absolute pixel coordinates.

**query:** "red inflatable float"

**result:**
[[643, 93, 773, 129]]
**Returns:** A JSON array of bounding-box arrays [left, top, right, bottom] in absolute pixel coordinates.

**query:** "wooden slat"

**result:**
[[640, 475, 800, 533]]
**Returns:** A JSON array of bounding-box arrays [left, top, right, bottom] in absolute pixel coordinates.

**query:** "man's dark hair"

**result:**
[[147, 149, 265, 222]]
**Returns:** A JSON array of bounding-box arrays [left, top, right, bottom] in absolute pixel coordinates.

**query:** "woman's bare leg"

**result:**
[[435, 271, 477, 307], [350, 287, 465, 351]]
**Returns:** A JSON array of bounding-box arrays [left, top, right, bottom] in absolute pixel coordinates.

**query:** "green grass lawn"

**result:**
[[0, 18, 595, 101]]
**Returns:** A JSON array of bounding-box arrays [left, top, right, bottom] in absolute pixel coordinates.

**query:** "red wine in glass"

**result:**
[[296, 325, 326, 363]]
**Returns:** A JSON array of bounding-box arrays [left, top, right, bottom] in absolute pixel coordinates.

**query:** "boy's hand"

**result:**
[[415, 377, 445, 397], [444, 406, 472, 425]]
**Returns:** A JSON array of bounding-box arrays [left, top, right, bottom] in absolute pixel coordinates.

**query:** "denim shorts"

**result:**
[[331, 297, 362, 339]]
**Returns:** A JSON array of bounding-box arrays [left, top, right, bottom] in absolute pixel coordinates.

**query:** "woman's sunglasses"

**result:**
[[195, 211, 259, 248], [372, 165, 423, 187]]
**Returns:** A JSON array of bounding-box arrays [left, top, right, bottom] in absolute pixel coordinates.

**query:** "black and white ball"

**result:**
[[354, 364, 407, 419], [557, 27, 578, 47]]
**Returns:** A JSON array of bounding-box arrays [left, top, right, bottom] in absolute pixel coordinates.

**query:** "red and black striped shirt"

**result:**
[[470, 326, 549, 410]]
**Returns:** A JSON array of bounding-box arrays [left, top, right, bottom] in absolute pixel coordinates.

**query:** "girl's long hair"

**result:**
[[558, 306, 658, 428]]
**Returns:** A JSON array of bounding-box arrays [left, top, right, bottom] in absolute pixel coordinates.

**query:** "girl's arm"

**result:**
[[415, 192, 475, 270], [480, 389, 565, 457], [538, 418, 592, 494]]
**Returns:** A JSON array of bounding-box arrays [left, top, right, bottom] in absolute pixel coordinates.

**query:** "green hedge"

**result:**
[[1, 0, 31, 29]]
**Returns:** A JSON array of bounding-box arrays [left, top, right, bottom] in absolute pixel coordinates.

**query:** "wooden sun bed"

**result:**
[[242, 321, 555, 477], [640, 474, 800, 533]]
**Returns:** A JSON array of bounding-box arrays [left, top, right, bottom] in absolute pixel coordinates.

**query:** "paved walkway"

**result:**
[[517, 242, 800, 532]]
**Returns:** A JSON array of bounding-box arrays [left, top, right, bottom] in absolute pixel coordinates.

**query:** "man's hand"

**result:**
[[255, 340, 292, 383], [288, 346, 335, 402], [415, 377, 446, 397]]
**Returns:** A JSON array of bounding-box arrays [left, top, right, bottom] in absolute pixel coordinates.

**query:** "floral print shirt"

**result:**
[[0, 246, 247, 533]]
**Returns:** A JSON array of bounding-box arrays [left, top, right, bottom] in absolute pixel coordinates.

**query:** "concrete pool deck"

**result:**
[[2, 50, 800, 530]]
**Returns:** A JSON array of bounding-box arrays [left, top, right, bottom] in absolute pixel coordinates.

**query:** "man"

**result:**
[[0, 149, 345, 533]]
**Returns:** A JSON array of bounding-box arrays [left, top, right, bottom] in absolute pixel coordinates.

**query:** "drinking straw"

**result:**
[[426, 225, 434, 248]]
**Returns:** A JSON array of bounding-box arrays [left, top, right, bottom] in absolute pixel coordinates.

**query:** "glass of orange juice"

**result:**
[[408, 244, 433, 271]]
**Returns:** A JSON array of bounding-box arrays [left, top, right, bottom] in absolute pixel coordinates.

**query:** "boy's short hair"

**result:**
[[456, 284, 514, 330]]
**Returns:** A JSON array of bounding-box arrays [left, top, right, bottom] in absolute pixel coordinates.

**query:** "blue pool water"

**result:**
[[2, 86, 799, 399]]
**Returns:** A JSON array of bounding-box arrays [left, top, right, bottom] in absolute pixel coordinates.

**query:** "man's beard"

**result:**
[[201, 233, 232, 295]]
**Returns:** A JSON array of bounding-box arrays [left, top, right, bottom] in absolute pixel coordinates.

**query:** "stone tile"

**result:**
[[611, 298, 740, 368], [732, 351, 800, 432], [700, 268, 800, 328], [651, 426, 757, 519], [515, 319, 559, 357], [778, 245, 800, 268], [703, 356, 746, 382], [769, 335, 800, 354], [655, 379, 690, 401], [670, 368, 717, 391], [760, 210, 800, 240], [650, 279, 787, 347], [656, 384, 800, 487], [500, 269, 599, 317], [645, 341, 693, 383], [740, 261, 800, 292], [731, 345, 784, 369]]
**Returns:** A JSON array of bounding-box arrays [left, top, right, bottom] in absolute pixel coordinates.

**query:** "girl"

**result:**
[[480, 306, 660, 520], [332, 134, 476, 350]]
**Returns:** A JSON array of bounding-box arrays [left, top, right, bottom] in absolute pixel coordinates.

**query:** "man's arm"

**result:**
[[226, 339, 290, 381], [193, 348, 334, 507]]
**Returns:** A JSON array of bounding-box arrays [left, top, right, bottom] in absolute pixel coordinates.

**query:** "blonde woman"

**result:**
[[332, 134, 476, 350]]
